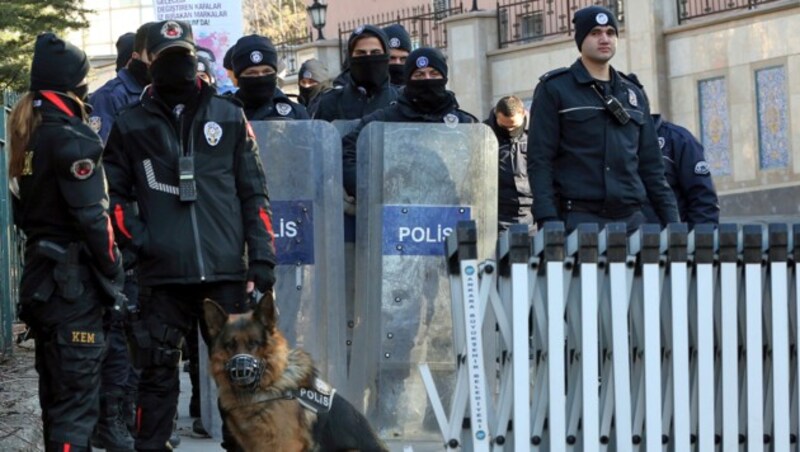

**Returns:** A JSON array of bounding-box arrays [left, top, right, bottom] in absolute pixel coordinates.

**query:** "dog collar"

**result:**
[[230, 378, 336, 414]]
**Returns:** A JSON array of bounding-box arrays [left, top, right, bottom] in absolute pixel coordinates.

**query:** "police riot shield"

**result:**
[[199, 120, 348, 438], [348, 122, 498, 440]]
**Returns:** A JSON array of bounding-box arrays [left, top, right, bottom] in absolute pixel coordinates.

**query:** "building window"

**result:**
[[520, 11, 543, 41], [698, 77, 732, 176], [755, 66, 790, 170]]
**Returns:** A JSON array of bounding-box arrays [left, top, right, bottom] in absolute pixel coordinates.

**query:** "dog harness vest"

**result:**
[[230, 377, 336, 414]]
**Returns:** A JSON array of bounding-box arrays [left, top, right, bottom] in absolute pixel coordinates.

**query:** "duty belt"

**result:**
[[560, 199, 640, 219]]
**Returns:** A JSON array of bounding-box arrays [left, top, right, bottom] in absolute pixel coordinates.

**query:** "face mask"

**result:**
[[128, 58, 152, 87], [498, 124, 525, 140], [149, 51, 198, 107], [236, 73, 277, 108], [388, 65, 405, 86], [404, 79, 450, 113], [349, 54, 389, 92], [299, 84, 323, 106]]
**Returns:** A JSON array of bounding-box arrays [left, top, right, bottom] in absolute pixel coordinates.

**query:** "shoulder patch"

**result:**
[[539, 67, 569, 82], [88, 116, 102, 134], [275, 102, 292, 116], [70, 158, 96, 180], [619, 71, 644, 89], [694, 161, 711, 176]]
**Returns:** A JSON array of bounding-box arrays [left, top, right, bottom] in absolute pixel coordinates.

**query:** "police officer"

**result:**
[[197, 54, 217, 89], [115, 32, 135, 73], [342, 47, 477, 195], [10, 33, 124, 452], [297, 58, 331, 109], [383, 24, 412, 87], [643, 114, 720, 226], [312, 24, 399, 121], [89, 23, 152, 143], [485, 95, 534, 233], [219, 44, 237, 94], [231, 34, 308, 120], [528, 6, 678, 233], [102, 20, 277, 450]]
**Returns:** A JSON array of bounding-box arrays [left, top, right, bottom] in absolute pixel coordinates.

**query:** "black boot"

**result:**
[[94, 390, 135, 451]]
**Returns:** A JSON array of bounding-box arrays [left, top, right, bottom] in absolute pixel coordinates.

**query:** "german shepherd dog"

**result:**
[[204, 292, 388, 452]]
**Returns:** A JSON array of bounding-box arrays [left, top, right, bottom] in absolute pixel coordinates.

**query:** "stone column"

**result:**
[[443, 10, 499, 118]]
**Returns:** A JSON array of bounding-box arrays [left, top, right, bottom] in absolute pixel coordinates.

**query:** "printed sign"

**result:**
[[382, 205, 471, 256], [270, 200, 314, 266]]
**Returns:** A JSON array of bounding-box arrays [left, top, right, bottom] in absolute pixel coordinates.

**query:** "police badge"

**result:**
[[161, 21, 183, 40], [389, 37, 401, 49], [596, 13, 609, 25], [275, 103, 292, 116], [204, 121, 223, 147], [88, 116, 102, 134], [658, 137, 666, 149], [628, 89, 638, 107], [250, 51, 263, 64], [70, 159, 95, 180], [444, 113, 459, 128]]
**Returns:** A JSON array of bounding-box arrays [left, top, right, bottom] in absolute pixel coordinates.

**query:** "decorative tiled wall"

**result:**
[[756, 66, 790, 170], [698, 77, 732, 176]]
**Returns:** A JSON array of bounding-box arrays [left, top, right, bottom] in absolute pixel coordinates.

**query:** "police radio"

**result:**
[[178, 156, 197, 202], [592, 85, 630, 126]]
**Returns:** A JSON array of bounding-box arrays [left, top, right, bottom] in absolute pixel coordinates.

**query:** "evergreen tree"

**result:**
[[0, 0, 90, 92]]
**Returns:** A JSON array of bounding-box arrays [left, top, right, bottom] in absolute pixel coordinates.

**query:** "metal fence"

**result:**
[[677, 0, 783, 24], [0, 91, 23, 358], [338, 1, 464, 68], [275, 30, 313, 77], [429, 220, 800, 450], [497, 0, 625, 48]]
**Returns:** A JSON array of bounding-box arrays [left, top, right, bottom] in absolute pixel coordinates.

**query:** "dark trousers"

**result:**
[[101, 269, 140, 392], [22, 281, 106, 450], [134, 281, 247, 451], [563, 210, 647, 235]]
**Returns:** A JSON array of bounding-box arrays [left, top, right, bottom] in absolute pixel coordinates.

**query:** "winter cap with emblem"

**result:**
[[223, 45, 235, 71], [299, 58, 329, 83], [30, 33, 90, 92], [403, 47, 448, 82], [572, 6, 618, 51], [115, 32, 135, 71], [347, 24, 390, 55], [146, 19, 196, 57], [383, 24, 412, 52], [197, 55, 216, 83], [232, 35, 278, 77]]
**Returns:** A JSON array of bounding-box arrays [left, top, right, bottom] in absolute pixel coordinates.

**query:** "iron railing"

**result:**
[[275, 30, 313, 76], [338, 2, 464, 68], [0, 91, 23, 358], [497, 0, 625, 48], [677, 0, 783, 23]]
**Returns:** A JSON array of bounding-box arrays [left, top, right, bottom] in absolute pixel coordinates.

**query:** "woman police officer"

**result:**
[[7, 33, 124, 452]]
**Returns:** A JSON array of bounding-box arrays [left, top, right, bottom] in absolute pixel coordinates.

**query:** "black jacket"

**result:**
[[14, 92, 123, 297], [341, 92, 478, 195], [528, 59, 679, 224], [103, 83, 276, 286], [643, 115, 719, 225], [311, 73, 399, 122], [485, 110, 533, 224], [234, 88, 309, 121]]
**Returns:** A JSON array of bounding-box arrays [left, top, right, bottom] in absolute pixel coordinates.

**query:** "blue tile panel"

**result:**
[[756, 66, 790, 170], [698, 77, 732, 176]]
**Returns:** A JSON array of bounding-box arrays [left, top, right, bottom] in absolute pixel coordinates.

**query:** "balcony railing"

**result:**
[[677, 0, 783, 24], [337, 2, 464, 68], [497, 0, 624, 49]]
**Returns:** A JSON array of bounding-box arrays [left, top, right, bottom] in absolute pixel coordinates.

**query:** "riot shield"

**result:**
[[199, 120, 348, 438], [348, 122, 498, 440]]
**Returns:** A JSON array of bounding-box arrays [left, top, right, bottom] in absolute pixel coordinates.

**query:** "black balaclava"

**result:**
[[403, 47, 451, 114], [237, 74, 277, 109], [298, 59, 329, 106], [149, 50, 198, 108], [383, 24, 412, 86], [232, 35, 279, 107], [347, 25, 390, 93], [128, 59, 151, 87]]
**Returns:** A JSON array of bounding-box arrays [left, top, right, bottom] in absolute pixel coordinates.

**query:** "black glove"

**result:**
[[247, 261, 276, 292]]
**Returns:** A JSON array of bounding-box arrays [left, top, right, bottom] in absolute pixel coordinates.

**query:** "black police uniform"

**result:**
[[342, 91, 477, 195], [103, 79, 277, 449], [485, 110, 534, 233], [528, 59, 679, 232], [642, 115, 720, 226], [15, 91, 124, 451], [234, 87, 309, 120], [312, 75, 399, 122]]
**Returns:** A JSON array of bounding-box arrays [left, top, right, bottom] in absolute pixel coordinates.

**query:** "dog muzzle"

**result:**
[[224, 354, 265, 389]]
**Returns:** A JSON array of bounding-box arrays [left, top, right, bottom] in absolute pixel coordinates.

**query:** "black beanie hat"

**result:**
[[30, 33, 90, 93], [347, 25, 389, 56], [573, 6, 619, 51], [146, 20, 195, 56], [115, 32, 135, 71], [299, 58, 329, 82], [134, 22, 151, 54], [383, 24, 412, 53], [404, 47, 448, 82], [197, 55, 215, 81], [223, 45, 235, 71], [232, 35, 278, 77]]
